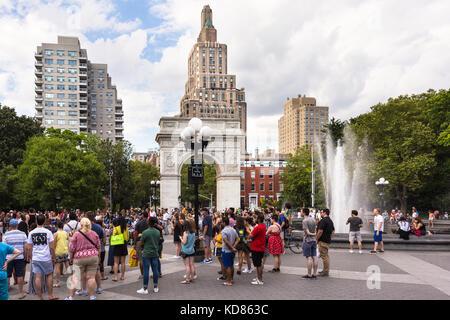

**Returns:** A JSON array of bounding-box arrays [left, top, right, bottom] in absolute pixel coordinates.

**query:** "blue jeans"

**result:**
[[143, 257, 160, 288]]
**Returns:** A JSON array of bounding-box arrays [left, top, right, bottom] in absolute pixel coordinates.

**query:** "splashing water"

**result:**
[[317, 130, 370, 234]]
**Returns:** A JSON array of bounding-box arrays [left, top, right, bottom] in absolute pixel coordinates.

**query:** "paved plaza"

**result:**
[[7, 235, 450, 300]]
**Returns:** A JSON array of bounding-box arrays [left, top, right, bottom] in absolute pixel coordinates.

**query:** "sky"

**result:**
[[0, 0, 449, 154]]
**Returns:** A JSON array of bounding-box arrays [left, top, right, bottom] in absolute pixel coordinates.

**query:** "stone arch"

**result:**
[[156, 116, 245, 211]]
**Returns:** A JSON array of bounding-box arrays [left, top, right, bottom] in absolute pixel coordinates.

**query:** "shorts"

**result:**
[[55, 254, 69, 264], [136, 245, 143, 261], [0, 279, 8, 301], [32, 260, 54, 275], [374, 231, 383, 243], [215, 247, 223, 257], [251, 250, 264, 267], [181, 252, 195, 259], [349, 231, 362, 243], [302, 241, 317, 258], [7, 259, 25, 278], [221, 252, 235, 268], [74, 256, 99, 274], [203, 235, 212, 248], [236, 241, 250, 253]]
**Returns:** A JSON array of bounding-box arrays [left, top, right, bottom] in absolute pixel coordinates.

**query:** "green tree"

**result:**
[[0, 165, 19, 209], [18, 134, 106, 210], [325, 117, 347, 145], [129, 160, 159, 208], [280, 146, 325, 208], [350, 93, 438, 213], [0, 104, 44, 167], [180, 161, 217, 207]]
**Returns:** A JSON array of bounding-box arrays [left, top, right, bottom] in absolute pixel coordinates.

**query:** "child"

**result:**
[[53, 221, 70, 287], [214, 222, 226, 281]]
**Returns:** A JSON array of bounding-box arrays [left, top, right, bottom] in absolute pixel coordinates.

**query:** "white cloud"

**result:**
[[1, 0, 449, 154]]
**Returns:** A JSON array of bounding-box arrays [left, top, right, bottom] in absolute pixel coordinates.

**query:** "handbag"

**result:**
[[111, 229, 125, 246]]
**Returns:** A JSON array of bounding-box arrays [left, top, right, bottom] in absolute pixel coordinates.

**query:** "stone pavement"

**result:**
[[8, 235, 450, 300]]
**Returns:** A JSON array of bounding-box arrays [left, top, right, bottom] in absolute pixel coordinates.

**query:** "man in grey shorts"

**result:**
[[200, 208, 213, 264], [346, 210, 364, 254], [301, 208, 318, 279], [25, 215, 59, 300]]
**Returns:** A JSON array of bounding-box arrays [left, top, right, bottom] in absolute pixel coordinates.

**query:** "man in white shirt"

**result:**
[[370, 208, 384, 254], [162, 209, 170, 235], [25, 215, 58, 300]]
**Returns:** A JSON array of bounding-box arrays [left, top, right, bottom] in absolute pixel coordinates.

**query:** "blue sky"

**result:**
[[1, 0, 450, 154]]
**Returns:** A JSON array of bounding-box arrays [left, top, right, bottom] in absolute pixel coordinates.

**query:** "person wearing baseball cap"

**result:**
[[2, 219, 28, 299]]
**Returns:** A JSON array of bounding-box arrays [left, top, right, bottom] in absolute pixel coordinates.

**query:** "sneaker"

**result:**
[[302, 275, 312, 279], [173, 255, 181, 259], [65, 296, 74, 300], [318, 272, 329, 277], [96, 288, 103, 294], [217, 270, 222, 275], [251, 279, 264, 285], [242, 268, 252, 273], [217, 276, 226, 281], [205, 259, 213, 264], [89, 296, 97, 300], [153, 287, 159, 293], [136, 288, 149, 295], [75, 290, 88, 296], [349, 250, 354, 254], [359, 250, 363, 254], [194, 274, 198, 280], [247, 268, 254, 273], [370, 250, 377, 254]]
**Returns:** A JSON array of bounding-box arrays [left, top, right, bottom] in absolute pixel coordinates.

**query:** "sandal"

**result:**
[[48, 296, 59, 300], [222, 282, 233, 286], [180, 280, 191, 284], [101, 276, 109, 280], [53, 283, 60, 288], [111, 278, 118, 282], [18, 294, 27, 299]]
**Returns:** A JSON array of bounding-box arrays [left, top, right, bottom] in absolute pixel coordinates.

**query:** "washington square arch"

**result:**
[[156, 117, 245, 211]]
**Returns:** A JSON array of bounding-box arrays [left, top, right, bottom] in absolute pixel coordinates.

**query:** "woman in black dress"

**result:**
[[172, 214, 183, 258]]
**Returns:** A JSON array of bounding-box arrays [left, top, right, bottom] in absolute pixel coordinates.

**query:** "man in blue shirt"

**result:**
[[200, 208, 213, 264], [0, 242, 21, 300]]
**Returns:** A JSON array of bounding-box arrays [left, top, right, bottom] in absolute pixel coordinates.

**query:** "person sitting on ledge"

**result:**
[[397, 217, 410, 240], [411, 218, 432, 236]]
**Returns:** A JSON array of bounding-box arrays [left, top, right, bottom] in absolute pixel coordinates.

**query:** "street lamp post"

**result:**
[[151, 180, 160, 213], [108, 169, 113, 213], [181, 118, 212, 262], [375, 177, 389, 212]]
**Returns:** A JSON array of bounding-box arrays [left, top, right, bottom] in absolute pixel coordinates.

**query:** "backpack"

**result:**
[[67, 222, 79, 239], [283, 214, 290, 230]]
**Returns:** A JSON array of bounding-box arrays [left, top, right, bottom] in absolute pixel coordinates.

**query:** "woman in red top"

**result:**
[[66, 218, 101, 300], [267, 214, 284, 273]]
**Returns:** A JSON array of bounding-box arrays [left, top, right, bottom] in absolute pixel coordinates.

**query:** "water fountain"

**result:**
[[317, 129, 372, 234]]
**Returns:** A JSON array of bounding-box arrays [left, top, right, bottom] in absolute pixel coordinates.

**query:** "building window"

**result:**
[[57, 93, 65, 99], [45, 93, 54, 99], [57, 111, 65, 116], [44, 119, 54, 125], [57, 84, 65, 90], [44, 50, 54, 56], [44, 110, 54, 116], [69, 111, 77, 116], [57, 59, 65, 65], [269, 183, 273, 191], [56, 50, 65, 56], [57, 120, 65, 125], [240, 171, 245, 178], [44, 67, 54, 73], [260, 183, 264, 191], [68, 60, 77, 66], [57, 102, 65, 107], [69, 120, 77, 125], [68, 94, 77, 99], [260, 171, 264, 178], [68, 51, 77, 57], [44, 59, 53, 64], [45, 84, 54, 90], [251, 183, 255, 191], [241, 183, 245, 191], [57, 76, 64, 82], [68, 77, 77, 83], [68, 85, 76, 90]]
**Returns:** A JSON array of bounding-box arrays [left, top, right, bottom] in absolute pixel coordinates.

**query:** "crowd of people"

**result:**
[[0, 204, 447, 300]]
